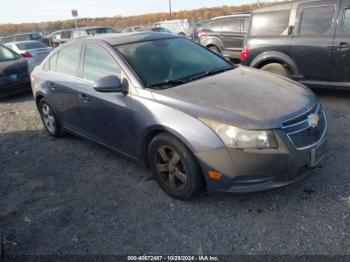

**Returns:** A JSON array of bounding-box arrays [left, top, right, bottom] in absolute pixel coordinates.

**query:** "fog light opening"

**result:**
[[208, 171, 222, 180]]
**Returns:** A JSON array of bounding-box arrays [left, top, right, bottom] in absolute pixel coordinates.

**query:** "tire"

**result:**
[[148, 133, 204, 200], [208, 45, 221, 54], [260, 63, 290, 78], [39, 99, 64, 137]]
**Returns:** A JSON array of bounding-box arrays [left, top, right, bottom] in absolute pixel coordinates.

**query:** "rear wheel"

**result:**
[[39, 99, 64, 137], [148, 133, 203, 200], [260, 63, 290, 78]]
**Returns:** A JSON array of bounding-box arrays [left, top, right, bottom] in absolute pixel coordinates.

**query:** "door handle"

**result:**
[[48, 81, 56, 90], [338, 42, 349, 51], [79, 93, 90, 103]]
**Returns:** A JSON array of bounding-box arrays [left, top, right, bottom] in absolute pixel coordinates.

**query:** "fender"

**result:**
[[200, 36, 224, 52], [250, 51, 300, 77]]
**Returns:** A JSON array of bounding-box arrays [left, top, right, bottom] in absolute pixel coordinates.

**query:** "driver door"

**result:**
[[77, 43, 134, 154]]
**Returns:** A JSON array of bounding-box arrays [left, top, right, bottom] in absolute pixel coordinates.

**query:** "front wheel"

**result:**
[[148, 133, 204, 200]]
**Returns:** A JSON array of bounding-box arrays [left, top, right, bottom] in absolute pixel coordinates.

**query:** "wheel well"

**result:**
[[141, 129, 207, 187], [35, 95, 44, 109], [178, 32, 186, 36], [257, 60, 292, 74], [142, 130, 165, 167]]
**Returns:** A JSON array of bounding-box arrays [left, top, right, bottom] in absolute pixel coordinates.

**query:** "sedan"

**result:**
[[30, 32, 327, 200], [5, 40, 52, 72], [0, 44, 30, 97]]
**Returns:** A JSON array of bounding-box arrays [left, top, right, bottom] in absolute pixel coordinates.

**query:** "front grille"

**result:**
[[283, 103, 327, 149]]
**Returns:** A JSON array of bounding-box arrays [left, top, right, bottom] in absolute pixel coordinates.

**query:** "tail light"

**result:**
[[198, 31, 209, 38], [241, 45, 250, 62], [24, 51, 32, 58]]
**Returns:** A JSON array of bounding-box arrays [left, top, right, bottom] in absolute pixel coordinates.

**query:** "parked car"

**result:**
[[5, 41, 53, 72], [146, 27, 172, 34], [47, 29, 73, 47], [199, 13, 250, 60], [241, 0, 350, 88], [31, 32, 327, 200], [71, 27, 119, 40], [0, 44, 30, 97], [2, 32, 49, 46], [194, 21, 209, 39], [154, 19, 194, 37], [123, 26, 144, 33]]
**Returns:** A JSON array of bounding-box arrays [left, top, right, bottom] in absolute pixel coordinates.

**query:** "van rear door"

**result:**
[[291, 0, 340, 81]]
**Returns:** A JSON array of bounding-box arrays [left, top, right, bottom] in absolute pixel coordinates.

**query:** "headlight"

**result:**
[[200, 118, 277, 149]]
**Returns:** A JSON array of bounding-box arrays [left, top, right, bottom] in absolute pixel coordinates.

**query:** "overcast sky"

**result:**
[[0, 0, 255, 24]]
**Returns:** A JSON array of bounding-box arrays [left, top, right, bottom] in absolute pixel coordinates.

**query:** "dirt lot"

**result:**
[[0, 89, 350, 256]]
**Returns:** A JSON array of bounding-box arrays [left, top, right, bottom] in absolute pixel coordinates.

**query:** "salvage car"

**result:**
[[241, 0, 350, 89], [30, 32, 328, 199], [5, 40, 53, 72], [0, 44, 30, 97]]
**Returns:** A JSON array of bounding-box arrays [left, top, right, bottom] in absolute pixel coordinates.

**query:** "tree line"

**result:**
[[0, 3, 263, 35]]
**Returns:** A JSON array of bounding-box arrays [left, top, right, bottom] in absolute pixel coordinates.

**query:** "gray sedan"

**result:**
[[30, 32, 327, 200]]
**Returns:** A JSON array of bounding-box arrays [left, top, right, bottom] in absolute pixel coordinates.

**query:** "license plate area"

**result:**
[[309, 140, 327, 168]]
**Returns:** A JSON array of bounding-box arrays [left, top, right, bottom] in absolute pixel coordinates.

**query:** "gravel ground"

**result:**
[[0, 89, 350, 256]]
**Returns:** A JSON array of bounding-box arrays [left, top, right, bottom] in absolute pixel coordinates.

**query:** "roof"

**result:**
[[6, 40, 43, 45], [77, 32, 180, 46], [211, 12, 251, 21], [77, 26, 115, 30]]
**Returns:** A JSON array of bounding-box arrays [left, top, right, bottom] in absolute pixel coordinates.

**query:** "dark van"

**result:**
[[241, 0, 350, 89], [200, 13, 250, 60]]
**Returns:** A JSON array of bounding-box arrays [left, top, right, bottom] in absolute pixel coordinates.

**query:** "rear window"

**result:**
[[87, 28, 116, 35], [299, 6, 335, 35], [16, 41, 48, 50], [250, 10, 290, 36]]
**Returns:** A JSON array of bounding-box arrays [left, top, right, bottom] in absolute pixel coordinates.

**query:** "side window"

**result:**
[[251, 10, 291, 36], [343, 9, 350, 32], [242, 18, 250, 32], [222, 19, 241, 32], [208, 20, 222, 31], [49, 53, 58, 72], [15, 35, 27, 41], [56, 45, 81, 76], [83, 44, 121, 82], [299, 6, 335, 35]]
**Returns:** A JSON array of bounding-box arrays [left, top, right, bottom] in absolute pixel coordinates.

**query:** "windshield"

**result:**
[[16, 41, 48, 50], [87, 28, 117, 35], [116, 38, 233, 88], [0, 45, 20, 61]]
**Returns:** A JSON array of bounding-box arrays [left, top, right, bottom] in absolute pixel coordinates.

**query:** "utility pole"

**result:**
[[169, 0, 172, 19]]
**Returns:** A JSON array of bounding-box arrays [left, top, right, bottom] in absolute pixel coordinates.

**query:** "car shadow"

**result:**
[[0, 91, 33, 104]]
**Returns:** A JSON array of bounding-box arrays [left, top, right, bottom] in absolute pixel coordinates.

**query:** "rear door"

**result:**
[[291, 0, 340, 81], [48, 44, 83, 131], [221, 18, 245, 58], [331, 0, 350, 82]]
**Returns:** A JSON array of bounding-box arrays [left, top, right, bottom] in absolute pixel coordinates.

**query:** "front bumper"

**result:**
[[195, 129, 327, 194]]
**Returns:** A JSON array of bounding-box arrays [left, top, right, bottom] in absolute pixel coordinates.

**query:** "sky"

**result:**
[[0, 0, 256, 24]]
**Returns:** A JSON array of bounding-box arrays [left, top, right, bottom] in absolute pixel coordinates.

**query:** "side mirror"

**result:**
[[93, 75, 128, 93]]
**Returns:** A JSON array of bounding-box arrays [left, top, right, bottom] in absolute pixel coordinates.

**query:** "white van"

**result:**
[[153, 19, 194, 37]]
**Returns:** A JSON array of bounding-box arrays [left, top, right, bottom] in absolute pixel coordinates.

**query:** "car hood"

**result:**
[[151, 66, 316, 129]]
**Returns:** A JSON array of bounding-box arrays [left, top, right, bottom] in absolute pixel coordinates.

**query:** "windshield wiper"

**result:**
[[188, 67, 233, 81], [147, 79, 188, 89]]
